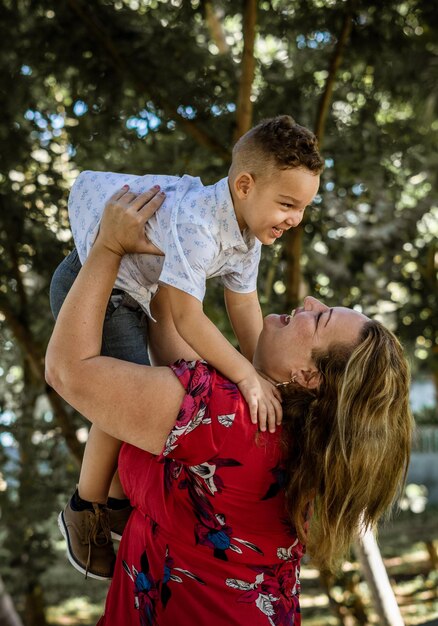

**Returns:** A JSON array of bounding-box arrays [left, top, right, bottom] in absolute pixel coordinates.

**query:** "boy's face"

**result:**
[[232, 167, 320, 245]]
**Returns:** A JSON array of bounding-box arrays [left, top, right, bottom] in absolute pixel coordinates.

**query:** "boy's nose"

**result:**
[[284, 214, 303, 228]]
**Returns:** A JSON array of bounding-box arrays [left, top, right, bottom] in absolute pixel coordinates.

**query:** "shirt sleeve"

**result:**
[[157, 360, 241, 465], [68, 170, 158, 264], [158, 223, 218, 302], [221, 240, 262, 294]]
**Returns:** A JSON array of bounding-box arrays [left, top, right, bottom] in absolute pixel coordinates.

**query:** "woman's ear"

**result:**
[[294, 368, 321, 389]]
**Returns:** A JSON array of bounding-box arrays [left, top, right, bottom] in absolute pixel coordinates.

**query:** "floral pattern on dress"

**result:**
[[123, 552, 159, 626], [187, 458, 242, 495], [262, 463, 287, 501], [123, 546, 205, 625], [195, 511, 264, 561], [161, 545, 206, 608], [226, 559, 301, 626], [163, 362, 239, 456], [277, 538, 300, 563], [163, 455, 262, 562], [162, 361, 213, 457]]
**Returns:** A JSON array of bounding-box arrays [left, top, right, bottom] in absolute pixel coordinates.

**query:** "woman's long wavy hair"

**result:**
[[280, 320, 414, 571]]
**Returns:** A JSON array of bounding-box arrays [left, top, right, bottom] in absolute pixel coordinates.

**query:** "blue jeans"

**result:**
[[50, 248, 150, 365]]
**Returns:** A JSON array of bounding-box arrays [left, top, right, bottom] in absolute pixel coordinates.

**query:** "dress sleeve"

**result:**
[[157, 360, 241, 465]]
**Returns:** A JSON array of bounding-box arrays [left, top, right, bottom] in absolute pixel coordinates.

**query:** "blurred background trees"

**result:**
[[0, 0, 436, 623]]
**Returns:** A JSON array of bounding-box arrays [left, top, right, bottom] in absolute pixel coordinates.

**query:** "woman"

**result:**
[[45, 186, 413, 626]]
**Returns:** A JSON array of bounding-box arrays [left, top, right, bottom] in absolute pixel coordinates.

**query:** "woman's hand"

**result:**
[[96, 185, 165, 257]]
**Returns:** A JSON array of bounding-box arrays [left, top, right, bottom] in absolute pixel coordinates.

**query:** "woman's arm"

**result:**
[[45, 187, 185, 454]]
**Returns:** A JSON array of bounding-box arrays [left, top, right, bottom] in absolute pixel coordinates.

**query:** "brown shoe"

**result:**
[[58, 500, 116, 580], [109, 504, 133, 541]]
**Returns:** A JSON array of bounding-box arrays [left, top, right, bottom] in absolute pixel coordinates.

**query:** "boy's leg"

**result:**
[[51, 249, 133, 505], [76, 289, 150, 504], [107, 469, 125, 500], [77, 427, 120, 504], [51, 252, 150, 494], [95, 288, 150, 541], [50, 249, 149, 577], [51, 250, 115, 578]]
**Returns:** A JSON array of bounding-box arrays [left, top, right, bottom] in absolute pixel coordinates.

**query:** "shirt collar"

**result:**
[[211, 177, 256, 251]]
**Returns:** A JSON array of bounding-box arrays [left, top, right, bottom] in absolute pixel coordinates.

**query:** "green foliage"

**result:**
[[0, 0, 436, 621], [414, 405, 438, 426]]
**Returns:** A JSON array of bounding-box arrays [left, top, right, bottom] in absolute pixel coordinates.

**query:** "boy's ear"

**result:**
[[234, 172, 255, 198]]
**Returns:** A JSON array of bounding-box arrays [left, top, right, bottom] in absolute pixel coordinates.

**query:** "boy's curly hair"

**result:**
[[229, 115, 324, 181]]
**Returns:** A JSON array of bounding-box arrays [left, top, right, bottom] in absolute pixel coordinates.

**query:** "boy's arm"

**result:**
[[223, 288, 263, 361], [148, 287, 200, 366], [167, 285, 252, 379], [166, 285, 282, 431]]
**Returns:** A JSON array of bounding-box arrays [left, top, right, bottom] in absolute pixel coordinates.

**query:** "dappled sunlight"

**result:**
[[47, 597, 104, 625], [0, 1, 436, 624]]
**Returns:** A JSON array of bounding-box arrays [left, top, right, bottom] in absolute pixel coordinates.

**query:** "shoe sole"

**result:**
[[57, 511, 113, 581]]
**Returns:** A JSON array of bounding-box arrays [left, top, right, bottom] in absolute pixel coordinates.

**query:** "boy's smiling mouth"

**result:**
[[272, 226, 284, 238]]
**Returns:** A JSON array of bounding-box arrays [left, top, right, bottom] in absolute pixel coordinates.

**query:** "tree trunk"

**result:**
[[425, 540, 438, 571], [0, 576, 24, 626], [24, 584, 48, 626], [319, 569, 346, 625], [284, 2, 354, 309], [314, 6, 354, 145], [233, 0, 257, 142], [17, 376, 49, 626], [284, 225, 303, 310], [355, 529, 405, 626]]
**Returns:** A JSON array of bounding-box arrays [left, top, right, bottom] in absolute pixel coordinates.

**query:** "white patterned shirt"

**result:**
[[68, 171, 262, 317]]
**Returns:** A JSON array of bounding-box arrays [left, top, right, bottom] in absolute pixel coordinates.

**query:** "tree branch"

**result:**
[[233, 0, 257, 142], [66, 0, 231, 160], [285, 3, 355, 309], [314, 2, 355, 146], [202, 0, 229, 54]]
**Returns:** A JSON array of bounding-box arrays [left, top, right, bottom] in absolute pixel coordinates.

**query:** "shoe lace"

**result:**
[[84, 504, 111, 578]]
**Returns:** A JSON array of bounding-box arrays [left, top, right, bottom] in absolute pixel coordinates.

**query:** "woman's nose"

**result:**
[[303, 296, 328, 311]]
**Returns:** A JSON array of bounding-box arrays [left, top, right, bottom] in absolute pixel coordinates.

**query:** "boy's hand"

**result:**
[[97, 185, 165, 257], [237, 371, 283, 433]]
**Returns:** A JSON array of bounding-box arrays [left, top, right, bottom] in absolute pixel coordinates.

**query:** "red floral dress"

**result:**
[[97, 361, 305, 626]]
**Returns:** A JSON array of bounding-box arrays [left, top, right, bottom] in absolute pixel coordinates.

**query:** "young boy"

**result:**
[[51, 115, 323, 579]]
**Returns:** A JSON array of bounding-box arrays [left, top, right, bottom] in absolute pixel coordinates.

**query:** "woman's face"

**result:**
[[254, 296, 370, 388]]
